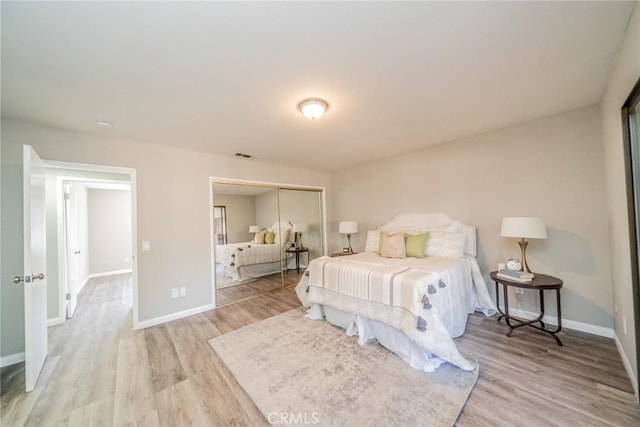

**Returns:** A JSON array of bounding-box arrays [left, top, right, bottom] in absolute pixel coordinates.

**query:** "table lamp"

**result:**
[[500, 217, 548, 273], [292, 223, 308, 249], [249, 225, 262, 240], [339, 221, 358, 254]]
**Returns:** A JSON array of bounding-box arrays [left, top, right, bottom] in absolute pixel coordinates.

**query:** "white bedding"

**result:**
[[296, 252, 496, 371], [215, 242, 289, 281]]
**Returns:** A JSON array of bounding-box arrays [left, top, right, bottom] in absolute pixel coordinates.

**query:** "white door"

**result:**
[[63, 183, 79, 318], [21, 145, 48, 392]]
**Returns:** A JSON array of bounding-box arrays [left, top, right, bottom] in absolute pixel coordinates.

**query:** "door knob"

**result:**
[[74, 251, 81, 255], [13, 273, 44, 284]]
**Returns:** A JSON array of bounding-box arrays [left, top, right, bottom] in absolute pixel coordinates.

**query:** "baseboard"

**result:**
[[498, 305, 615, 338], [133, 303, 216, 330], [0, 352, 25, 368], [47, 316, 65, 327], [87, 269, 132, 280], [614, 334, 639, 401]]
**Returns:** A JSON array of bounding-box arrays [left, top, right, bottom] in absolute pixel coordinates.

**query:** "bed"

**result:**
[[295, 213, 496, 372], [216, 220, 294, 281]]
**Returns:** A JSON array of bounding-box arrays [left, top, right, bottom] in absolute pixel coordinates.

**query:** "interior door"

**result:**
[[22, 145, 48, 392], [63, 182, 79, 318]]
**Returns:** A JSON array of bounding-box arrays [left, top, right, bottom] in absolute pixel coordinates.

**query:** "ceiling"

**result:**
[[1, 1, 635, 171]]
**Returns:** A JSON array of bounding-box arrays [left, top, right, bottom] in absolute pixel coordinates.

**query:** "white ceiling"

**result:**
[[1, 1, 635, 171]]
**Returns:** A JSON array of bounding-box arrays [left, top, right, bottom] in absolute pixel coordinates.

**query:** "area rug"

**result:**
[[209, 309, 478, 427]]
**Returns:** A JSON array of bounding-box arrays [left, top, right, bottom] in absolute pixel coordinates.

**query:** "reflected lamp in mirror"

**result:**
[[338, 221, 358, 254], [500, 217, 548, 273], [249, 225, 262, 240], [292, 223, 308, 249]]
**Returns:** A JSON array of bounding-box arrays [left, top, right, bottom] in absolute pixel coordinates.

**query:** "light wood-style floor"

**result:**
[[2, 273, 639, 426], [216, 270, 302, 306]]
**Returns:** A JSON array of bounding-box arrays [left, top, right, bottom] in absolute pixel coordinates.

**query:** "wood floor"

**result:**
[[216, 270, 302, 306], [2, 273, 639, 426]]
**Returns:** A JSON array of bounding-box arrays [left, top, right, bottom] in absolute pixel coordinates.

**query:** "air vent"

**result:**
[[234, 152, 253, 158]]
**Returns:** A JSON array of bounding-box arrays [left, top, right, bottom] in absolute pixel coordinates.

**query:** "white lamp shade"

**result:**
[[339, 221, 358, 234], [292, 223, 308, 233], [249, 225, 262, 233], [500, 217, 548, 239]]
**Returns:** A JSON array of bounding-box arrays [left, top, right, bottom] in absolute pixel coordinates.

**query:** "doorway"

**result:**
[[45, 161, 138, 327]]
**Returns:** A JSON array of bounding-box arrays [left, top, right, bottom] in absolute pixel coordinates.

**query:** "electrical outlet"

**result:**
[[124, 256, 130, 263], [171, 288, 179, 298], [142, 241, 151, 251], [179, 287, 186, 296]]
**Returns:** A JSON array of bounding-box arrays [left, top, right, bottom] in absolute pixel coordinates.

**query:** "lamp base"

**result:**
[[518, 239, 531, 273], [347, 234, 355, 254]]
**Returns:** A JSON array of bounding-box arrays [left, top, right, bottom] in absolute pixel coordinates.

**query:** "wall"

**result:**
[[87, 188, 132, 274], [279, 189, 323, 263], [0, 118, 331, 359], [255, 188, 279, 229], [332, 105, 612, 331], [212, 193, 256, 244], [601, 1, 640, 387], [44, 167, 130, 322]]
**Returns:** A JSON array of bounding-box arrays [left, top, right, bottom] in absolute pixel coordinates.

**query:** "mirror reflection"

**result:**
[[212, 182, 323, 306]]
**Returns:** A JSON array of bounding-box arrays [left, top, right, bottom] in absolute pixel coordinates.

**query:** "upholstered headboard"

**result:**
[[380, 213, 477, 257]]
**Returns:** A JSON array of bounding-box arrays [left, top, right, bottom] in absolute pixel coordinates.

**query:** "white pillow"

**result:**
[[364, 230, 380, 253], [425, 231, 466, 259]]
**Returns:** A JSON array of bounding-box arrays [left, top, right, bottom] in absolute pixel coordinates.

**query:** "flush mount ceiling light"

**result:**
[[95, 120, 114, 128], [297, 98, 329, 120]]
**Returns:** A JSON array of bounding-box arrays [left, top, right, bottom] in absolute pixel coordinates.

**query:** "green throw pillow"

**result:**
[[265, 230, 276, 244], [404, 232, 429, 258]]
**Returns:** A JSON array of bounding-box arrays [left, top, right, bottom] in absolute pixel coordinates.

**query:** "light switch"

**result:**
[[142, 241, 151, 251]]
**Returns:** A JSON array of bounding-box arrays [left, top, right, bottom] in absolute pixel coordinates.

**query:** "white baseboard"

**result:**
[[87, 269, 132, 280], [614, 334, 639, 401], [133, 303, 216, 330], [47, 316, 65, 327], [498, 305, 615, 338], [0, 352, 25, 368]]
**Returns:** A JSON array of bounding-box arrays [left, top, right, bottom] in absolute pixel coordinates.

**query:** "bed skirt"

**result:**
[[306, 303, 447, 372]]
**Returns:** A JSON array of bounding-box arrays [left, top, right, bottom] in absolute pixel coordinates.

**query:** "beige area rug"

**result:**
[[209, 309, 478, 427]]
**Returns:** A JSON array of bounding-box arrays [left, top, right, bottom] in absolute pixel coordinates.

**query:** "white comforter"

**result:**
[[297, 253, 496, 370], [215, 242, 283, 267]]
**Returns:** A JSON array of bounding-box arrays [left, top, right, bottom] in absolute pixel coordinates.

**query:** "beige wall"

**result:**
[[601, 2, 640, 384], [332, 105, 612, 330], [88, 188, 132, 274], [0, 118, 331, 358], [212, 193, 256, 244]]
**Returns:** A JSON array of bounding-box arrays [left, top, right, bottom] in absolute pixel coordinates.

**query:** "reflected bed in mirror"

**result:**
[[212, 181, 324, 306]]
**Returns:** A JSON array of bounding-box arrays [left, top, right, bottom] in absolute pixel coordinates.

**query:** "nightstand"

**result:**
[[286, 247, 309, 274], [490, 271, 564, 346]]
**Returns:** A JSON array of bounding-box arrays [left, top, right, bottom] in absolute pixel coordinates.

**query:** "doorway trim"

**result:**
[[621, 76, 640, 397], [46, 160, 139, 328]]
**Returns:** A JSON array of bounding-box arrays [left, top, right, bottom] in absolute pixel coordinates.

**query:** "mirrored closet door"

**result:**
[[212, 181, 324, 306]]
